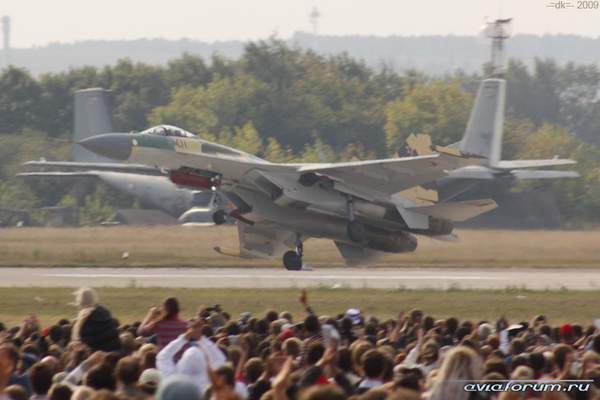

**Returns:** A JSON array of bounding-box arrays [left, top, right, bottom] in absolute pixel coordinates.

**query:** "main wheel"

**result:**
[[283, 250, 302, 270], [212, 210, 227, 225], [347, 221, 367, 243]]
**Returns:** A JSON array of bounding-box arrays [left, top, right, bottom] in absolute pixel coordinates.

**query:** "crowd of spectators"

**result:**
[[1, 288, 600, 400]]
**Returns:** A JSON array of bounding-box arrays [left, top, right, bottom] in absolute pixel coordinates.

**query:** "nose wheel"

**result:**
[[283, 239, 303, 270]]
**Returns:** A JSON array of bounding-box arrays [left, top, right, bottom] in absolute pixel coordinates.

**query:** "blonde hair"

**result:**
[[73, 287, 98, 308], [427, 346, 483, 400]]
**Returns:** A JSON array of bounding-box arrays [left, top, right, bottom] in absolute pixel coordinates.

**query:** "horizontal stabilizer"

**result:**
[[495, 159, 576, 169], [18, 171, 100, 178], [409, 198, 497, 222], [512, 170, 580, 180]]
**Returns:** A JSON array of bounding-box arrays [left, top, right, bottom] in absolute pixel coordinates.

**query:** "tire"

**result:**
[[283, 251, 302, 270], [347, 221, 367, 243], [212, 210, 227, 225]]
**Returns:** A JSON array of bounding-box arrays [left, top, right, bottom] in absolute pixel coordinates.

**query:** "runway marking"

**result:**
[[43, 273, 504, 281]]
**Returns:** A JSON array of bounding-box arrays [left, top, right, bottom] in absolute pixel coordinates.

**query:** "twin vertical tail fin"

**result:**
[[458, 78, 506, 165], [73, 88, 115, 163]]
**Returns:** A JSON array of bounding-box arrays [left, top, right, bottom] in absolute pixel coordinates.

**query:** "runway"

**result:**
[[2, 267, 600, 290]]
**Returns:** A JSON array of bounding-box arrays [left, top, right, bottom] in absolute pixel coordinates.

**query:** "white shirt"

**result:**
[[157, 334, 227, 393]]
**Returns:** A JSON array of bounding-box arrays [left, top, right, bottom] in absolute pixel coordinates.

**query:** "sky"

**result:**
[[2, 0, 599, 48]]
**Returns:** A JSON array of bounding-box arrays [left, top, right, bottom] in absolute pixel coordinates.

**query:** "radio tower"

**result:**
[[483, 18, 512, 77], [309, 7, 321, 35], [1, 15, 10, 67]]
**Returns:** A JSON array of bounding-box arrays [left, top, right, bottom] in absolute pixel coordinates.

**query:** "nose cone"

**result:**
[[78, 133, 133, 161]]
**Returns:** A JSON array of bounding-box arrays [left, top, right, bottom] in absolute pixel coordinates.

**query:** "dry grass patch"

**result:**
[[0, 227, 599, 268]]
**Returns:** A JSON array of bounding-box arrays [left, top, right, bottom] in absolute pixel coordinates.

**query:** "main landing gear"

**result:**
[[283, 238, 303, 271]]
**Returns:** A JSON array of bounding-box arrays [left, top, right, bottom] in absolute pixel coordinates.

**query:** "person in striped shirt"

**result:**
[[137, 297, 188, 349]]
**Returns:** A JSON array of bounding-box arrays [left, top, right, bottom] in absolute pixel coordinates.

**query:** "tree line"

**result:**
[[0, 39, 598, 225]]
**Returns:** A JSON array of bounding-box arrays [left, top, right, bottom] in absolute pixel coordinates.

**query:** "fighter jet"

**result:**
[[77, 107, 505, 269], [20, 89, 218, 224]]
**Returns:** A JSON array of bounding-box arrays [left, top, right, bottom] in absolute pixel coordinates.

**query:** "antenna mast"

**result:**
[[484, 18, 512, 77]]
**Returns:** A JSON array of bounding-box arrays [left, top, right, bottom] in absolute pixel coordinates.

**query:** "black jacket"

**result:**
[[80, 305, 120, 352]]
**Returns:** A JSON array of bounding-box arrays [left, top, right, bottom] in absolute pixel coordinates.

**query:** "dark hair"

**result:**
[[337, 348, 353, 372], [593, 335, 600, 354], [48, 384, 73, 400], [265, 310, 279, 323], [29, 362, 53, 395], [484, 358, 509, 379], [395, 367, 424, 391], [529, 352, 546, 373], [163, 297, 180, 319], [0, 344, 19, 371], [553, 344, 573, 370], [225, 321, 241, 336], [362, 349, 385, 379], [85, 363, 116, 391], [306, 342, 325, 365], [511, 338, 526, 355], [115, 356, 141, 385], [304, 315, 320, 334], [244, 357, 264, 383], [510, 354, 530, 371], [48, 325, 64, 343], [445, 318, 459, 335], [215, 365, 235, 387]]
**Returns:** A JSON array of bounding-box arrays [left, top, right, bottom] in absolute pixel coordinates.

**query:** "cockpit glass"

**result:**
[[141, 125, 197, 138]]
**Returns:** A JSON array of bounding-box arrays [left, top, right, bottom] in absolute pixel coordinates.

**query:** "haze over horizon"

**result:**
[[2, 0, 599, 48]]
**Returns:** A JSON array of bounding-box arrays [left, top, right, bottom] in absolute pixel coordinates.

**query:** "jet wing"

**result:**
[[511, 170, 580, 180], [408, 198, 498, 222], [237, 223, 297, 259], [296, 153, 475, 198], [18, 171, 103, 179], [494, 159, 576, 169], [22, 161, 163, 175]]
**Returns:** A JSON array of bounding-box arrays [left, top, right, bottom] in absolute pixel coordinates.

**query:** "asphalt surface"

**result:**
[[1, 267, 600, 290]]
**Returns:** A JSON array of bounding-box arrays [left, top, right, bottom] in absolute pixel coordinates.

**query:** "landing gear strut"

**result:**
[[283, 237, 303, 271], [212, 210, 227, 225]]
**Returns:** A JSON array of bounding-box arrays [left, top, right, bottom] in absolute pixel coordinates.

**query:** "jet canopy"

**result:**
[[141, 125, 197, 138]]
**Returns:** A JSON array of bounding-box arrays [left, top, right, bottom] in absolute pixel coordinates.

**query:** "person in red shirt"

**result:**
[[137, 297, 188, 349]]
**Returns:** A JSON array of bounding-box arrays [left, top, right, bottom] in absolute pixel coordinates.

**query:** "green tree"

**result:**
[[0, 67, 42, 133], [384, 80, 472, 154]]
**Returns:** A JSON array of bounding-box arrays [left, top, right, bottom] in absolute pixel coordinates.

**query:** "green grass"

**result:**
[[1, 287, 599, 327]]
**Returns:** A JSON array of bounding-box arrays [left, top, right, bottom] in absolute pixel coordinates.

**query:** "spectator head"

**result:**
[[394, 366, 424, 392], [511, 355, 530, 371], [119, 332, 137, 355], [279, 311, 293, 323], [510, 338, 526, 355], [445, 318, 459, 335], [484, 357, 509, 379], [306, 342, 325, 365], [244, 357, 264, 383], [71, 386, 95, 400], [115, 356, 141, 387], [48, 325, 64, 344], [337, 348, 353, 373], [141, 349, 157, 370], [477, 323, 494, 342], [529, 352, 546, 376], [299, 385, 347, 400], [429, 346, 483, 400], [48, 383, 73, 400], [85, 363, 116, 391], [162, 297, 180, 319], [593, 335, 600, 354], [283, 337, 302, 358], [362, 349, 386, 380], [213, 365, 236, 390], [304, 315, 320, 335], [138, 368, 161, 395], [559, 324, 575, 344], [265, 310, 279, 323], [29, 362, 53, 396], [73, 287, 98, 309], [0, 343, 19, 378], [553, 344, 574, 371], [4, 385, 28, 400], [511, 365, 534, 380], [40, 355, 60, 374], [156, 375, 201, 400]]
